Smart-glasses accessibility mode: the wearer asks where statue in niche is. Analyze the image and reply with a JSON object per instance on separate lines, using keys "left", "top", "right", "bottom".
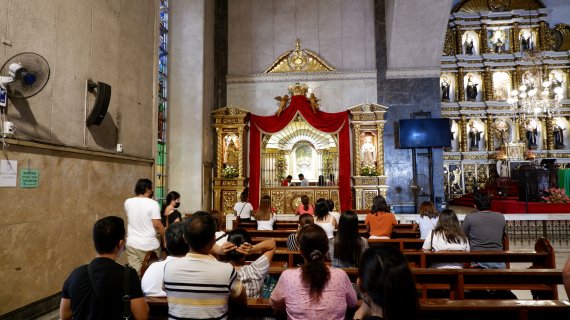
{"left": 464, "top": 35, "right": 474, "bottom": 55}
{"left": 554, "top": 125, "right": 566, "bottom": 149}
{"left": 441, "top": 77, "right": 450, "bottom": 102}
{"left": 493, "top": 74, "right": 509, "bottom": 100}
{"left": 494, "top": 120, "right": 510, "bottom": 149}
{"left": 494, "top": 38, "right": 505, "bottom": 53}
{"left": 274, "top": 94, "right": 290, "bottom": 116}
{"left": 549, "top": 73, "right": 563, "bottom": 99}
{"left": 525, "top": 120, "right": 538, "bottom": 149}
{"left": 496, "top": 160, "right": 509, "bottom": 178}
{"left": 361, "top": 135, "right": 376, "bottom": 167}
{"left": 466, "top": 76, "right": 478, "bottom": 101}
{"left": 225, "top": 139, "right": 239, "bottom": 167}
{"left": 468, "top": 123, "right": 482, "bottom": 151}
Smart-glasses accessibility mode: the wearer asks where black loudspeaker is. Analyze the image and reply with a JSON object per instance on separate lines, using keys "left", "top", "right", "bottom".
{"left": 86, "top": 81, "right": 111, "bottom": 125}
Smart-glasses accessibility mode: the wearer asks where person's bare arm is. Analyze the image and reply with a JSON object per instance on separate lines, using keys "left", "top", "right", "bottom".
{"left": 152, "top": 219, "right": 165, "bottom": 246}
{"left": 563, "top": 255, "right": 570, "bottom": 298}
{"left": 130, "top": 297, "right": 149, "bottom": 320}
{"left": 59, "top": 298, "right": 72, "bottom": 320}
{"left": 211, "top": 242, "right": 237, "bottom": 256}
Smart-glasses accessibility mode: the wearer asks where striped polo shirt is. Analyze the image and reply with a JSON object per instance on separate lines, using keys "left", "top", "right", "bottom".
{"left": 164, "top": 253, "right": 242, "bottom": 320}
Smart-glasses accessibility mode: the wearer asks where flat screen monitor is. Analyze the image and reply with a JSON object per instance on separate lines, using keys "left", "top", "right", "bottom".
{"left": 399, "top": 118, "right": 451, "bottom": 149}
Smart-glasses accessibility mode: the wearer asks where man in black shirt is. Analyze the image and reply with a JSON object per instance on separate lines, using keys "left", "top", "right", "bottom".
{"left": 60, "top": 216, "right": 148, "bottom": 320}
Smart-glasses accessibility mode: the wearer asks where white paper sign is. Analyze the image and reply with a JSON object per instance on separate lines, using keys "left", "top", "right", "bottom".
{"left": 0, "top": 160, "right": 18, "bottom": 187}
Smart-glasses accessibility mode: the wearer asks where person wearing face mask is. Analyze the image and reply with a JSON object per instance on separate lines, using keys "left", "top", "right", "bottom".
{"left": 161, "top": 191, "right": 182, "bottom": 228}
{"left": 124, "top": 178, "right": 165, "bottom": 274}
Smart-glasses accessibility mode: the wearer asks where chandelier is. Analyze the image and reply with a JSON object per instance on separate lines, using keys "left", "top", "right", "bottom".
{"left": 507, "top": 18, "right": 562, "bottom": 119}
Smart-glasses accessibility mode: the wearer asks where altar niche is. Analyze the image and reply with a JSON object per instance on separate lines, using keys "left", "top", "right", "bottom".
{"left": 261, "top": 115, "right": 338, "bottom": 187}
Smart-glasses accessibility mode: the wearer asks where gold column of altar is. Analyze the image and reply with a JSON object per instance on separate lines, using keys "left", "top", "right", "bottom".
{"left": 349, "top": 103, "right": 389, "bottom": 210}
{"left": 212, "top": 107, "right": 249, "bottom": 214}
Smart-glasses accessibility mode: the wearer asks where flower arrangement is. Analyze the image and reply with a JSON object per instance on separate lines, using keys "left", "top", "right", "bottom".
{"left": 360, "top": 165, "right": 378, "bottom": 176}
{"left": 222, "top": 166, "right": 239, "bottom": 179}
{"left": 276, "top": 156, "right": 287, "bottom": 180}
{"left": 542, "top": 188, "right": 570, "bottom": 204}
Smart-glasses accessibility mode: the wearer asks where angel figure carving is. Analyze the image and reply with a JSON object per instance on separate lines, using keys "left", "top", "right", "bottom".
{"left": 275, "top": 94, "right": 290, "bottom": 116}
{"left": 309, "top": 93, "right": 320, "bottom": 113}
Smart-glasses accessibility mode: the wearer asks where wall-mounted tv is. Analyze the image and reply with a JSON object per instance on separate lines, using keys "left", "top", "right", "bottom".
{"left": 399, "top": 118, "right": 451, "bottom": 149}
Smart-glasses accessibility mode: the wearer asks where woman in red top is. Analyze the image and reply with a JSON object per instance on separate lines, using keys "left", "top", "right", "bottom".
{"left": 365, "top": 195, "right": 397, "bottom": 239}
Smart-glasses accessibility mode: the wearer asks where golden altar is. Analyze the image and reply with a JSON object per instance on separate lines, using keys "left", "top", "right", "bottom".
{"left": 260, "top": 186, "right": 340, "bottom": 214}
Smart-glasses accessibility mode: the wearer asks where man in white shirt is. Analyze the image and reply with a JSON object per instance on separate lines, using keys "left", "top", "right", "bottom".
{"left": 125, "top": 178, "right": 165, "bottom": 273}
{"left": 298, "top": 173, "right": 309, "bottom": 186}
{"left": 141, "top": 222, "right": 188, "bottom": 297}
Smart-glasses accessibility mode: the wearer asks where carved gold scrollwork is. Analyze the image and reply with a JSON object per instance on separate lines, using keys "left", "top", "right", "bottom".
{"left": 460, "top": 115, "right": 468, "bottom": 152}
{"left": 265, "top": 39, "right": 335, "bottom": 73}
{"left": 271, "top": 190, "right": 285, "bottom": 214}
{"left": 222, "top": 191, "right": 237, "bottom": 215}
{"left": 353, "top": 124, "right": 361, "bottom": 175}
{"left": 545, "top": 115, "right": 554, "bottom": 150}
{"left": 444, "top": 27, "right": 455, "bottom": 56}
{"left": 363, "top": 190, "right": 378, "bottom": 210}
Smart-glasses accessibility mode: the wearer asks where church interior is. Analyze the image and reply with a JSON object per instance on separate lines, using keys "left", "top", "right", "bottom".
{"left": 1, "top": 0, "right": 570, "bottom": 319}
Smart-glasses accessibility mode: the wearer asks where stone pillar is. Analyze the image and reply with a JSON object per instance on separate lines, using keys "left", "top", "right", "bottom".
{"left": 458, "top": 68, "right": 465, "bottom": 101}
{"left": 480, "top": 25, "right": 488, "bottom": 54}
{"left": 545, "top": 115, "right": 555, "bottom": 150}
{"left": 484, "top": 67, "right": 493, "bottom": 101}
{"left": 460, "top": 115, "right": 468, "bottom": 152}
{"left": 169, "top": 0, "right": 215, "bottom": 210}
{"left": 485, "top": 114, "right": 495, "bottom": 151}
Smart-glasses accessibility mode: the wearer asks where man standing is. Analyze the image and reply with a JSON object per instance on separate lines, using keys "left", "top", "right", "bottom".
{"left": 298, "top": 173, "right": 309, "bottom": 187}
{"left": 60, "top": 216, "right": 148, "bottom": 320}
{"left": 125, "top": 179, "right": 165, "bottom": 273}
{"left": 164, "top": 212, "right": 246, "bottom": 319}
{"left": 462, "top": 192, "right": 506, "bottom": 269}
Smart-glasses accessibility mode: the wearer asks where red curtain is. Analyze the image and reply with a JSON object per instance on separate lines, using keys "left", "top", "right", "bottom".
{"left": 249, "top": 95, "right": 352, "bottom": 211}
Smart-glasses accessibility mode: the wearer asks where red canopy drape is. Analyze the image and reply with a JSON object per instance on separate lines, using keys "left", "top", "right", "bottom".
{"left": 249, "top": 95, "right": 352, "bottom": 211}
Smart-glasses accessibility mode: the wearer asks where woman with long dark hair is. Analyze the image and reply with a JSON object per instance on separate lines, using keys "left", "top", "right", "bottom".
{"left": 365, "top": 195, "right": 397, "bottom": 239}
{"left": 332, "top": 211, "right": 368, "bottom": 268}
{"left": 422, "top": 209, "right": 469, "bottom": 268}
{"left": 354, "top": 245, "right": 418, "bottom": 320}
{"left": 295, "top": 195, "right": 314, "bottom": 215}
{"left": 270, "top": 224, "right": 357, "bottom": 319}
{"left": 314, "top": 200, "right": 337, "bottom": 240}
{"left": 161, "top": 191, "right": 181, "bottom": 227}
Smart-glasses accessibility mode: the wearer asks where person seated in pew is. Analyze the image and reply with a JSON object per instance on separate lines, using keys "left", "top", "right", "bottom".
{"left": 365, "top": 195, "right": 397, "bottom": 239}
{"left": 422, "top": 209, "right": 470, "bottom": 269}
{"left": 331, "top": 210, "right": 368, "bottom": 268}
{"left": 163, "top": 212, "right": 246, "bottom": 319}
{"left": 287, "top": 213, "right": 314, "bottom": 251}
{"left": 223, "top": 229, "right": 276, "bottom": 298}
{"left": 254, "top": 195, "right": 277, "bottom": 230}
{"left": 295, "top": 195, "right": 315, "bottom": 215}
{"left": 326, "top": 199, "right": 340, "bottom": 226}
{"left": 462, "top": 191, "right": 506, "bottom": 269}
{"left": 353, "top": 245, "right": 418, "bottom": 320}
{"left": 414, "top": 200, "right": 439, "bottom": 240}
{"left": 270, "top": 224, "right": 357, "bottom": 320}
{"left": 141, "top": 222, "right": 188, "bottom": 297}
{"left": 210, "top": 210, "right": 228, "bottom": 246}
{"left": 59, "top": 216, "right": 149, "bottom": 320}
{"left": 314, "top": 200, "right": 338, "bottom": 240}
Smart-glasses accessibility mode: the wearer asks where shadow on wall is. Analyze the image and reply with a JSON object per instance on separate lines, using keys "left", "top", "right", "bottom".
{"left": 87, "top": 113, "right": 118, "bottom": 150}
{"left": 10, "top": 97, "right": 60, "bottom": 143}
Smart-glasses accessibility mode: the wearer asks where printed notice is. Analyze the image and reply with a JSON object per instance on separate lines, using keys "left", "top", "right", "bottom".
{"left": 20, "top": 169, "right": 39, "bottom": 188}
{"left": 0, "top": 160, "right": 18, "bottom": 187}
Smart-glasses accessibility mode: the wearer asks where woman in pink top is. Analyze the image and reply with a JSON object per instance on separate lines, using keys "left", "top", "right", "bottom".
{"left": 270, "top": 224, "right": 357, "bottom": 320}
{"left": 295, "top": 195, "right": 314, "bottom": 215}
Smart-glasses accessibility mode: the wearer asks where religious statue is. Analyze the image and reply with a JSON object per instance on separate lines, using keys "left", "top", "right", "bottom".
{"left": 468, "top": 124, "right": 481, "bottom": 151}
{"left": 309, "top": 93, "right": 320, "bottom": 113}
{"left": 464, "top": 36, "right": 474, "bottom": 55}
{"left": 525, "top": 120, "right": 538, "bottom": 149}
{"left": 361, "top": 136, "right": 376, "bottom": 166}
{"left": 554, "top": 124, "right": 565, "bottom": 149}
{"left": 274, "top": 94, "right": 290, "bottom": 116}
{"left": 494, "top": 120, "right": 509, "bottom": 149}
{"left": 466, "top": 76, "right": 478, "bottom": 101}
{"left": 496, "top": 160, "right": 509, "bottom": 178}
{"left": 549, "top": 73, "right": 563, "bottom": 99}
{"left": 441, "top": 78, "right": 450, "bottom": 102}
{"left": 225, "top": 139, "right": 239, "bottom": 166}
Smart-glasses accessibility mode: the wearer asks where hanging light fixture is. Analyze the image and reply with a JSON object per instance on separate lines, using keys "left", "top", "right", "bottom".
{"left": 506, "top": 9, "right": 562, "bottom": 119}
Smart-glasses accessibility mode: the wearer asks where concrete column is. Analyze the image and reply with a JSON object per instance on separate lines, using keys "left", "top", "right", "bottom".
{"left": 169, "top": 0, "right": 215, "bottom": 211}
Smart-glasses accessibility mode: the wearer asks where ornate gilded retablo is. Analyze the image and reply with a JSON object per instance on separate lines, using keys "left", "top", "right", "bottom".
{"left": 265, "top": 39, "right": 335, "bottom": 73}
{"left": 488, "top": 0, "right": 510, "bottom": 12}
